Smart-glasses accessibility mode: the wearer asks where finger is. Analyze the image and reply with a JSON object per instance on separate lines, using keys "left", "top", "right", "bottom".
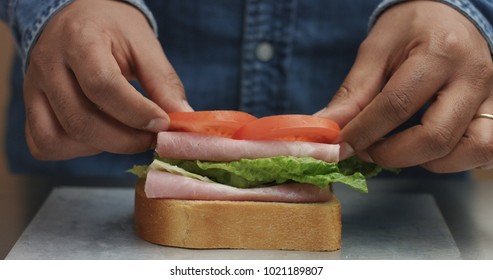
{"left": 420, "top": 96, "right": 493, "bottom": 172}
{"left": 315, "top": 39, "right": 387, "bottom": 127}
{"left": 129, "top": 30, "right": 194, "bottom": 113}
{"left": 42, "top": 65, "right": 156, "bottom": 154}
{"left": 340, "top": 53, "right": 450, "bottom": 153}
{"left": 23, "top": 77, "right": 100, "bottom": 160}
{"left": 365, "top": 80, "right": 485, "bottom": 168}
{"left": 66, "top": 37, "right": 171, "bottom": 133}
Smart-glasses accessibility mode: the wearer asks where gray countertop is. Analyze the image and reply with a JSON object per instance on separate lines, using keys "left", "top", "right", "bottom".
{"left": 7, "top": 178, "right": 492, "bottom": 259}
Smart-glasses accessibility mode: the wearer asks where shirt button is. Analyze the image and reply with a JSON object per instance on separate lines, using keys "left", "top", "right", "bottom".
{"left": 255, "top": 42, "right": 274, "bottom": 62}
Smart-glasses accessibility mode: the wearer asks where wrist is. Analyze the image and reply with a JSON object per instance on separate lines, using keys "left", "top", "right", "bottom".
{"left": 370, "top": 0, "right": 493, "bottom": 56}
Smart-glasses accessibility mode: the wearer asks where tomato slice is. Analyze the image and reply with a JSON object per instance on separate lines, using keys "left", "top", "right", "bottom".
{"left": 232, "top": 115, "right": 340, "bottom": 143}
{"left": 168, "top": 110, "right": 257, "bottom": 138}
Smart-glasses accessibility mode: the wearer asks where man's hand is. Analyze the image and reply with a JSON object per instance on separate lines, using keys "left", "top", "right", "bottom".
{"left": 317, "top": 1, "right": 493, "bottom": 172}
{"left": 24, "top": 0, "right": 192, "bottom": 160}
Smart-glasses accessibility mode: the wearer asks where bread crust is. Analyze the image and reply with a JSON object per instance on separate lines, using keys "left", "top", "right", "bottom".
{"left": 135, "top": 179, "right": 341, "bottom": 251}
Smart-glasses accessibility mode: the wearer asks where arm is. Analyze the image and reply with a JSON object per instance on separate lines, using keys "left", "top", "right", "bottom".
{"left": 318, "top": 0, "right": 493, "bottom": 172}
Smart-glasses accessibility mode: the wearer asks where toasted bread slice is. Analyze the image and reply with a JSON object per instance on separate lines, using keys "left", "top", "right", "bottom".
{"left": 135, "top": 180, "right": 341, "bottom": 251}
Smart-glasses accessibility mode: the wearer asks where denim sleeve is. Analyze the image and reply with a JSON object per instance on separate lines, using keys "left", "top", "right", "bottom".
{"left": 369, "top": 0, "right": 493, "bottom": 55}
{"left": 0, "top": 0, "right": 157, "bottom": 72}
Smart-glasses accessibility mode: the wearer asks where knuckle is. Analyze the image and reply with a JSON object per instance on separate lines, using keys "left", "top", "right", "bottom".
{"left": 423, "top": 30, "right": 465, "bottom": 59}
{"left": 437, "top": 31, "right": 464, "bottom": 56}
{"left": 85, "top": 67, "right": 118, "bottom": 96}
{"left": 470, "top": 133, "right": 493, "bottom": 166}
{"left": 62, "top": 19, "right": 84, "bottom": 38}
{"left": 63, "top": 18, "right": 104, "bottom": 43}
{"left": 64, "top": 113, "right": 95, "bottom": 142}
{"left": 381, "top": 90, "right": 413, "bottom": 123}
{"left": 422, "top": 125, "right": 456, "bottom": 158}
{"left": 27, "top": 128, "right": 61, "bottom": 160}
{"left": 63, "top": 21, "right": 108, "bottom": 62}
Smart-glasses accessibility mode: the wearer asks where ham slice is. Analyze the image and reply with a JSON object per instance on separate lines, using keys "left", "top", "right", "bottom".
{"left": 155, "top": 132, "right": 340, "bottom": 163}
{"left": 145, "top": 169, "right": 332, "bottom": 203}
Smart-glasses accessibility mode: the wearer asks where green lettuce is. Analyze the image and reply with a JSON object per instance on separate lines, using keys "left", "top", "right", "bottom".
{"left": 131, "top": 156, "right": 383, "bottom": 193}
{"left": 129, "top": 159, "right": 214, "bottom": 183}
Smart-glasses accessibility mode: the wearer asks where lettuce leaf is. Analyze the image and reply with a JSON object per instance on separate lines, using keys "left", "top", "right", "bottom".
{"left": 127, "top": 165, "right": 148, "bottom": 178}
{"left": 128, "top": 160, "right": 214, "bottom": 183}
{"left": 156, "top": 156, "right": 381, "bottom": 193}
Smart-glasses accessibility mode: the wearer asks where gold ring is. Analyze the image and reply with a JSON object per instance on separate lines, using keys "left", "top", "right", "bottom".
{"left": 475, "top": 113, "right": 493, "bottom": 120}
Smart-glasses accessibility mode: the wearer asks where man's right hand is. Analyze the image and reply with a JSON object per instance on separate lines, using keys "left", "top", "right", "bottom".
{"left": 24, "top": 0, "right": 193, "bottom": 160}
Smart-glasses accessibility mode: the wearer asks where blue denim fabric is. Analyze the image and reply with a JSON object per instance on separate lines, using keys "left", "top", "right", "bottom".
{"left": 2, "top": 0, "right": 491, "bottom": 179}
{"left": 150, "top": 0, "right": 383, "bottom": 117}
{"left": 1, "top": 0, "right": 74, "bottom": 71}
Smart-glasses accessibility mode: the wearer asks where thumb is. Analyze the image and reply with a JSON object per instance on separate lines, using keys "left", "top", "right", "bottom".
{"left": 133, "top": 36, "right": 194, "bottom": 113}
{"left": 315, "top": 41, "right": 387, "bottom": 128}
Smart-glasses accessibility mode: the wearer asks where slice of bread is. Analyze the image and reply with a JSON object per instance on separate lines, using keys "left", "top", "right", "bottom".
{"left": 135, "top": 180, "right": 341, "bottom": 251}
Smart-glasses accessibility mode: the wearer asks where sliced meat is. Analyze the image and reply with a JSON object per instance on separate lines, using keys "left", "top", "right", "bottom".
{"left": 145, "top": 169, "right": 332, "bottom": 203}
{"left": 155, "top": 132, "right": 339, "bottom": 163}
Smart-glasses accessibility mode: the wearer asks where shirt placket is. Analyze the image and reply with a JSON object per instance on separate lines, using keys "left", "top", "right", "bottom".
{"left": 239, "top": 0, "right": 296, "bottom": 117}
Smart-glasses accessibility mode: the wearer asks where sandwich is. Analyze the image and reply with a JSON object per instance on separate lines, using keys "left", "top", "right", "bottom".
{"left": 130, "top": 111, "right": 382, "bottom": 251}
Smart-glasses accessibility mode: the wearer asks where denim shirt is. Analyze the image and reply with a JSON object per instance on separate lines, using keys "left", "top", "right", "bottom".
{"left": 1, "top": 0, "right": 493, "bottom": 178}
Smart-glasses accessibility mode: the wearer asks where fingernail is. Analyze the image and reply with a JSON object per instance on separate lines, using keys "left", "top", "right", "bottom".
{"left": 182, "top": 100, "right": 194, "bottom": 112}
{"left": 339, "top": 142, "right": 355, "bottom": 160}
{"left": 145, "top": 118, "right": 169, "bottom": 133}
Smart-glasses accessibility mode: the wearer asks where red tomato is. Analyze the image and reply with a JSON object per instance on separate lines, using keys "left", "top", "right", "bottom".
{"left": 232, "top": 115, "right": 340, "bottom": 143}
{"left": 168, "top": 111, "right": 257, "bottom": 138}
